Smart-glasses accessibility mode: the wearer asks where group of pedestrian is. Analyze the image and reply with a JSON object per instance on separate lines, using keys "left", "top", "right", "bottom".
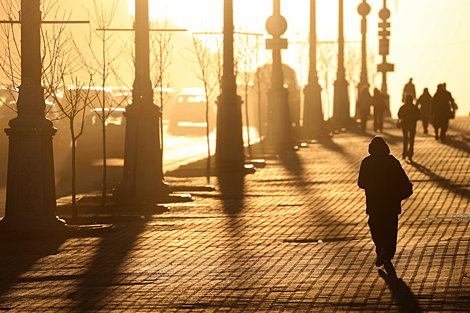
{"left": 358, "top": 87, "right": 388, "bottom": 134}
{"left": 397, "top": 77, "right": 457, "bottom": 161}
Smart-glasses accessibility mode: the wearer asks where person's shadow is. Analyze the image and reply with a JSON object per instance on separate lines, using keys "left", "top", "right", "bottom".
{"left": 378, "top": 269, "right": 422, "bottom": 312}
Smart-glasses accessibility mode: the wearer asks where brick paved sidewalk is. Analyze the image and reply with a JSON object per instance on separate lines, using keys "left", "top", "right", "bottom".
{"left": 0, "top": 117, "right": 469, "bottom": 312}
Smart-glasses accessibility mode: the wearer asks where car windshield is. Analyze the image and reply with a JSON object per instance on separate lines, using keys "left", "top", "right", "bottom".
{"left": 89, "top": 112, "right": 124, "bottom": 126}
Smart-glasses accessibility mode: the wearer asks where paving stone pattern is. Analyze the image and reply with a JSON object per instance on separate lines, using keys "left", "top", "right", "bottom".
{"left": 1, "top": 117, "right": 470, "bottom": 312}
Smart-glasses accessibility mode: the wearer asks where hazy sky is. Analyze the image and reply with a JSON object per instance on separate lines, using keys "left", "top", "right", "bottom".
{"left": 126, "top": 0, "right": 470, "bottom": 117}
{"left": 2, "top": 0, "right": 469, "bottom": 117}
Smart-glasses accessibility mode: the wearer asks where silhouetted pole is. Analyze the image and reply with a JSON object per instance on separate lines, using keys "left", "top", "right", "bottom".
{"left": 303, "top": 0, "right": 325, "bottom": 139}
{"left": 265, "top": 0, "right": 292, "bottom": 152}
{"left": 117, "top": 0, "right": 170, "bottom": 198}
{"left": 354, "top": 0, "right": 371, "bottom": 119}
{"left": 332, "top": 0, "right": 351, "bottom": 128}
{"left": 0, "top": 0, "right": 67, "bottom": 233}
{"left": 216, "top": 0, "right": 245, "bottom": 172}
{"left": 377, "top": 0, "right": 394, "bottom": 116}
{"left": 357, "top": 0, "right": 371, "bottom": 92}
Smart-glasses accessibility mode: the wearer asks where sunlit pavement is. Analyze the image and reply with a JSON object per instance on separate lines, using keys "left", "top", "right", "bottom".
{"left": 1, "top": 117, "right": 470, "bottom": 311}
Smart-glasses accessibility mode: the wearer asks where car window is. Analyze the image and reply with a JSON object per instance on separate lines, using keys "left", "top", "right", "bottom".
{"left": 105, "top": 114, "right": 124, "bottom": 126}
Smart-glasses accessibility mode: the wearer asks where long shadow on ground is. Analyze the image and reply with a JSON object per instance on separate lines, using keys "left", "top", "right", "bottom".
{"left": 410, "top": 161, "right": 470, "bottom": 200}
{"left": 378, "top": 269, "right": 422, "bottom": 312}
{"left": 0, "top": 236, "right": 66, "bottom": 307}
{"left": 73, "top": 220, "right": 147, "bottom": 312}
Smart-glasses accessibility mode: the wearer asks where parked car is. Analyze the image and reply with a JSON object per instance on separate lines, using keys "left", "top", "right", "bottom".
{"left": 109, "top": 86, "right": 132, "bottom": 107}
{"left": 0, "top": 87, "right": 18, "bottom": 108}
{"left": 0, "top": 92, "right": 69, "bottom": 156}
{"left": 76, "top": 108, "right": 126, "bottom": 164}
{"left": 166, "top": 88, "right": 216, "bottom": 137}
{"left": 64, "top": 86, "right": 120, "bottom": 113}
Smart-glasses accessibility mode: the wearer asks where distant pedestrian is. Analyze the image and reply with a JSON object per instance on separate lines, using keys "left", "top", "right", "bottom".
{"left": 358, "top": 87, "right": 375, "bottom": 134}
{"left": 416, "top": 88, "right": 432, "bottom": 134}
{"left": 431, "top": 84, "right": 453, "bottom": 142}
{"left": 402, "top": 77, "right": 416, "bottom": 103}
{"left": 373, "top": 88, "right": 387, "bottom": 133}
{"left": 398, "top": 95, "right": 420, "bottom": 161}
{"left": 443, "top": 83, "right": 457, "bottom": 118}
{"left": 358, "top": 136, "right": 413, "bottom": 277}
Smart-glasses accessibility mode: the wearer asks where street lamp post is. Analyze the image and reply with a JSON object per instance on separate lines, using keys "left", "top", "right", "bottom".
{"left": 332, "top": 0, "right": 351, "bottom": 129}
{"left": 357, "top": 0, "right": 371, "bottom": 93}
{"left": 116, "top": 0, "right": 170, "bottom": 199}
{"left": 0, "top": 0, "right": 67, "bottom": 233}
{"left": 216, "top": 0, "right": 245, "bottom": 172}
{"left": 303, "top": 0, "right": 325, "bottom": 139}
{"left": 377, "top": 0, "right": 394, "bottom": 116}
{"left": 265, "top": 0, "right": 292, "bottom": 152}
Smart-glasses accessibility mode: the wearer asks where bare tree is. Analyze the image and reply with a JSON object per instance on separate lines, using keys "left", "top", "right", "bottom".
{"left": 150, "top": 19, "right": 175, "bottom": 161}
{"left": 85, "top": 0, "right": 124, "bottom": 207}
{"left": 187, "top": 32, "right": 219, "bottom": 182}
{"left": 367, "top": 46, "right": 379, "bottom": 90}
{"left": 53, "top": 77, "right": 94, "bottom": 218}
{"left": 317, "top": 43, "right": 337, "bottom": 120}
{"left": 294, "top": 33, "right": 309, "bottom": 128}
{"left": 252, "top": 40, "right": 271, "bottom": 144}
{"left": 345, "top": 43, "right": 361, "bottom": 117}
{"left": 0, "top": 0, "right": 21, "bottom": 91}
{"left": 235, "top": 30, "right": 259, "bottom": 157}
{"left": 0, "top": 0, "right": 71, "bottom": 108}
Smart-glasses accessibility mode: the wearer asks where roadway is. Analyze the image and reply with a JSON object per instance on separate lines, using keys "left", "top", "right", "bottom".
{"left": 0, "top": 125, "right": 260, "bottom": 217}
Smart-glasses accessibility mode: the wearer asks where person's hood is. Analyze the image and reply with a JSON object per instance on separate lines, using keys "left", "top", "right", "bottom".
{"left": 368, "top": 136, "right": 390, "bottom": 156}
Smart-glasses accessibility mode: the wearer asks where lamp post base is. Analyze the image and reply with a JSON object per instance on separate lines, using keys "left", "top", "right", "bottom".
{"left": 0, "top": 127, "right": 68, "bottom": 236}
{"left": 303, "top": 82, "right": 326, "bottom": 139}
{"left": 216, "top": 92, "right": 245, "bottom": 173}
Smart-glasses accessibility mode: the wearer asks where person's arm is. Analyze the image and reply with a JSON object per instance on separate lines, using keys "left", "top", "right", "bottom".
{"left": 358, "top": 160, "right": 368, "bottom": 189}
{"left": 397, "top": 106, "right": 403, "bottom": 119}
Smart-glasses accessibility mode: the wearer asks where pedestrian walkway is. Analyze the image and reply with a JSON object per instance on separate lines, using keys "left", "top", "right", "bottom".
{"left": 0, "top": 117, "right": 469, "bottom": 312}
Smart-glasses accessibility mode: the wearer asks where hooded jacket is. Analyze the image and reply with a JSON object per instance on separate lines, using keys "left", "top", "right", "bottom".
{"left": 358, "top": 137, "right": 412, "bottom": 215}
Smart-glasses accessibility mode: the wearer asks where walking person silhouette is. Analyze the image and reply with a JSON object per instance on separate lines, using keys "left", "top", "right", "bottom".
{"left": 398, "top": 95, "right": 420, "bottom": 161}
{"left": 373, "top": 88, "right": 387, "bottom": 133}
{"left": 402, "top": 77, "right": 416, "bottom": 103}
{"left": 431, "top": 84, "right": 453, "bottom": 142}
{"left": 416, "top": 88, "right": 432, "bottom": 134}
{"left": 358, "top": 136, "right": 413, "bottom": 278}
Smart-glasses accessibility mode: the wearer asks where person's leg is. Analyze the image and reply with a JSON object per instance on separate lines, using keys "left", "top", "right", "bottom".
{"left": 373, "top": 114, "right": 378, "bottom": 132}
{"left": 409, "top": 127, "right": 416, "bottom": 159}
{"left": 423, "top": 118, "right": 428, "bottom": 134}
{"left": 378, "top": 113, "right": 384, "bottom": 132}
{"left": 361, "top": 111, "right": 367, "bottom": 133}
{"left": 441, "top": 119, "right": 449, "bottom": 141}
{"left": 402, "top": 127, "right": 409, "bottom": 158}
{"left": 368, "top": 214, "right": 389, "bottom": 266}
{"left": 383, "top": 214, "right": 399, "bottom": 260}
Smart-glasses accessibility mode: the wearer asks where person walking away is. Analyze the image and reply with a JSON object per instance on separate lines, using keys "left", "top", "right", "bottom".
{"left": 373, "top": 88, "right": 386, "bottom": 133}
{"left": 443, "top": 83, "right": 458, "bottom": 118}
{"left": 416, "top": 88, "right": 432, "bottom": 134}
{"left": 398, "top": 95, "right": 420, "bottom": 161}
{"left": 402, "top": 77, "right": 416, "bottom": 103}
{"left": 358, "top": 87, "right": 374, "bottom": 134}
{"left": 431, "top": 84, "right": 453, "bottom": 142}
{"left": 358, "top": 136, "right": 413, "bottom": 278}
